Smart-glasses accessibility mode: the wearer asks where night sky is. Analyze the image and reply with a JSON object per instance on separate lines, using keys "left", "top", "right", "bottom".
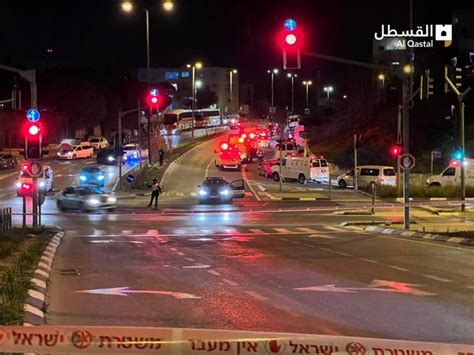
{"left": 0, "top": 0, "right": 472, "bottom": 82}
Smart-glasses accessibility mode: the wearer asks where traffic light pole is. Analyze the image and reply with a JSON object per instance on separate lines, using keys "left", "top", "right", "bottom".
{"left": 402, "top": 80, "right": 410, "bottom": 229}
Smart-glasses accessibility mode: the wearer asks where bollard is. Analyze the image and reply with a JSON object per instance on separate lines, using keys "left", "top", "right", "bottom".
{"left": 8, "top": 207, "right": 12, "bottom": 230}
{"left": 328, "top": 175, "right": 332, "bottom": 199}
{"left": 371, "top": 182, "right": 376, "bottom": 215}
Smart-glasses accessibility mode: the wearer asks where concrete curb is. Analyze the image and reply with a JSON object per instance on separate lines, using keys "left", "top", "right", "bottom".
{"left": 364, "top": 225, "right": 474, "bottom": 246}
{"left": 23, "top": 229, "right": 65, "bottom": 325}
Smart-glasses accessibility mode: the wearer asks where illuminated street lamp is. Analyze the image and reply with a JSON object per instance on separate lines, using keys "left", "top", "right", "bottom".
{"left": 229, "top": 69, "right": 238, "bottom": 113}
{"left": 267, "top": 68, "right": 279, "bottom": 112}
{"left": 323, "top": 86, "right": 334, "bottom": 100}
{"left": 287, "top": 73, "right": 297, "bottom": 112}
{"left": 403, "top": 64, "right": 412, "bottom": 74}
{"left": 187, "top": 62, "right": 204, "bottom": 141}
{"left": 378, "top": 73, "right": 385, "bottom": 88}
{"left": 162, "top": 0, "right": 174, "bottom": 12}
{"left": 121, "top": 1, "right": 133, "bottom": 12}
{"left": 302, "top": 80, "right": 312, "bottom": 108}
{"left": 195, "top": 80, "right": 203, "bottom": 89}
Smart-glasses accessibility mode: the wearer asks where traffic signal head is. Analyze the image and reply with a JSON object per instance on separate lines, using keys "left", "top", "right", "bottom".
{"left": 146, "top": 88, "right": 172, "bottom": 110}
{"left": 452, "top": 147, "right": 464, "bottom": 161}
{"left": 278, "top": 18, "right": 303, "bottom": 70}
{"left": 389, "top": 144, "right": 402, "bottom": 158}
{"left": 20, "top": 162, "right": 31, "bottom": 175}
{"left": 24, "top": 122, "right": 42, "bottom": 160}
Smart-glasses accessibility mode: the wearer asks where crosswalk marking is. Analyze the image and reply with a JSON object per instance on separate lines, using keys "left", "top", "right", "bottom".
{"left": 121, "top": 230, "right": 133, "bottom": 235}
{"left": 176, "top": 192, "right": 184, "bottom": 197}
{"left": 190, "top": 192, "right": 197, "bottom": 197}
{"left": 92, "top": 229, "right": 106, "bottom": 236}
{"left": 297, "top": 227, "right": 318, "bottom": 233}
{"left": 146, "top": 229, "right": 159, "bottom": 235}
{"left": 274, "top": 228, "right": 291, "bottom": 234}
{"left": 324, "top": 225, "right": 347, "bottom": 233}
{"left": 249, "top": 229, "right": 266, "bottom": 235}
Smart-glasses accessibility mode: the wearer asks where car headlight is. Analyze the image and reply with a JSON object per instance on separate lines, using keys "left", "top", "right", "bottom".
{"left": 39, "top": 181, "right": 46, "bottom": 188}
{"left": 87, "top": 198, "right": 100, "bottom": 205}
{"left": 220, "top": 189, "right": 230, "bottom": 196}
{"left": 67, "top": 152, "right": 72, "bottom": 156}
{"left": 172, "top": 129, "right": 177, "bottom": 134}
{"left": 198, "top": 189, "right": 208, "bottom": 196}
{"left": 107, "top": 197, "right": 117, "bottom": 203}
{"left": 107, "top": 156, "right": 115, "bottom": 162}
{"left": 16, "top": 182, "right": 21, "bottom": 188}
{"left": 79, "top": 175, "right": 87, "bottom": 181}
{"left": 57, "top": 152, "right": 60, "bottom": 156}
{"left": 97, "top": 175, "right": 105, "bottom": 181}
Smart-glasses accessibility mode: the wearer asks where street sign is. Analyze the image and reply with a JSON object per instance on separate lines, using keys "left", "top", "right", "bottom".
{"left": 399, "top": 154, "right": 416, "bottom": 170}
{"left": 433, "top": 150, "right": 442, "bottom": 159}
{"left": 29, "top": 161, "right": 43, "bottom": 177}
{"left": 26, "top": 108, "right": 40, "bottom": 122}
{"left": 127, "top": 174, "right": 135, "bottom": 184}
{"left": 304, "top": 108, "right": 310, "bottom": 115}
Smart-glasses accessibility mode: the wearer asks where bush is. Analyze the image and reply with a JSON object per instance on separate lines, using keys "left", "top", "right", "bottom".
{"left": 369, "top": 182, "right": 474, "bottom": 198}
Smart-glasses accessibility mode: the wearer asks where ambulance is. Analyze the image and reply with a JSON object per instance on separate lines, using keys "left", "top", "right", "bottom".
{"left": 271, "top": 155, "right": 329, "bottom": 184}
{"left": 228, "top": 134, "right": 253, "bottom": 163}
{"left": 214, "top": 143, "right": 242, "bottom": 170}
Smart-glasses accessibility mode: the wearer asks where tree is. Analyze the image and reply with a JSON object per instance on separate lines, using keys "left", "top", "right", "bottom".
{"left": 196, "top": 85, "right": 217, "bottom": 108}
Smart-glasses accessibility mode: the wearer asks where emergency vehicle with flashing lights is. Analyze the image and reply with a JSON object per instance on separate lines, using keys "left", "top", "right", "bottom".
{"left": 214, "top": 142, "right": 242, "bottom": 170}
{"left": 426, "top": 158, "right": 474, "bottom": 188}
{"left": 228, "top": 134, "right": 253, "bottom": 163}
{"left": 255, "top": 129, "right": 271, "bottom": 147}
{"left": 271, "top": 155, "right": 329, "bottom": 184}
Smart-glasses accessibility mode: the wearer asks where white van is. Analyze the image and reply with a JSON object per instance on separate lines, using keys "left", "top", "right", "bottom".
{"left": 271, "top": 156, "right": 329, "bottom": 184}
{"left": 426, "top": 160, "right": 474, "bottom": 187}
{"left": 337, "top": 165, "right": 397, "bottom": 189}
{"left": 274, "top": 141, "right": 298, "bottom": 159}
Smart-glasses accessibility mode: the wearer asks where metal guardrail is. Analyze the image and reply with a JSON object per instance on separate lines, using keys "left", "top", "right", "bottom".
{"left": 0, "top": 207, "right": 12, "bottom": 231}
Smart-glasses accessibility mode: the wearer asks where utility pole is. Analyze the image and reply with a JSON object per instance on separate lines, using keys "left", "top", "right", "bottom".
{"left": 353, "top": 134, "right": 358, "bottom": 191}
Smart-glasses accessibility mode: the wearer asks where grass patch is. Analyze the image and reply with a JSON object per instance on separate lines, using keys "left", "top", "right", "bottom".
{"left": 435, "top": 231, "right": 474, "bottom": 239}
{"left": 365, "top": 183, "right": 474, "bottom": 199}
{"left": 131, "top": 132, "right": 224, "bottom": 190}
{"left": 0, "top": 228, "right": 53, "bottom": 325}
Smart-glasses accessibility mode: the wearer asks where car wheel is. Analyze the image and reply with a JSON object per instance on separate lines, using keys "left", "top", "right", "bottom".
{"left": 72, "top": 154, "right": 77, "bottom": 159}
{"left": 298, "top": 174, "right": 306, "bottom": 185}
{"left": 338, "top": 180, "right": 347, "bottom": 189}
{"left": 56, "top": 201, "right": 65, "bottom": 211}
{"left": 272, "top": 172, "right": 280, "bottom": 182}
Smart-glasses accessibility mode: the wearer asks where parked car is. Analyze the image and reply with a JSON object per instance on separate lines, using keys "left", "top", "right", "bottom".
{"left": 56, "top": 185, "right": 117, "bottom": 212}
{"left": 0, "top": 154, "right": 18, "bottom": 170}
{"left": 337, "top": 165, "right": 397, "bottom": 189}
{"left": 77, "top": 166, "right": 106, "bottom": 187}
{"left": 88, "top": 137, "right": 109, "bottom": 150}
{"left": 258, "top": 159, "right": 280, "bottom": 178}
{"left": 270, "top": 156, "right": 329, "bottom": 184}
{"left": 57, "top": 143, "right": 94, "bottom": 160}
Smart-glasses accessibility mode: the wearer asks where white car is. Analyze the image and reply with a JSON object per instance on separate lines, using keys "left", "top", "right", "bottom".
{"left": 57, "top": 144, "right": 94, "bottom": 160}
{"left": 337, "top": 165, "right": 397, "bottom": 189}
{"left": 271, "top": 156, "right": 329, "bottom": 184}
{"left": 88, "top": 137, "right": 109, "bottom": 150}
{"left": 17, "top": 165, "right": 54, "bottom": 195}
{"left": 426, "top": 159, "right": 474, "bottom": 187}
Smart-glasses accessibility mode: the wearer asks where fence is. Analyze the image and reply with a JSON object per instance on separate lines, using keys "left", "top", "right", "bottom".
{"left": 0, "top": 207, "right": 12, "bottom": 231}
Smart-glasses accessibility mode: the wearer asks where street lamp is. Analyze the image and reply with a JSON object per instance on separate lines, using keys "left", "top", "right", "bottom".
{"left": 302, "top": 80, "right": 312, "bottom": 108}
{"left": 121, "top": 0, "right": 175, "bottom": 164}
{"left": 378, "top": 73, "right": 385, "bottom": 88}
{"left": 323, "top": 86, "right": 334, "bottom": 100}
{"left": 267, "top": 68, "right": 279, "bottom": 113}
{"left": 229, "top": 69, "right": 238, "bottom": 114}
{"left": 187, "top": 62, "right": 203, "bottom": 141}
{"left": 195, "top": 79, "right": 203, "bottom": 89}
{"left": 287, "top": 73, "right": 297, "bottom": 113}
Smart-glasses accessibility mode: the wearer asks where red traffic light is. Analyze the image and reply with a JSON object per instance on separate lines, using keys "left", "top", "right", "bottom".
{"left": 389, "top": 144, "right": 402, "bottom": 158}
{"left": 20, "top": 162, "right": 31, "bottom": 173}
{"left": 28, "top": 124, "right": 40, "bottom": 136}
{"left": 285, "top": 33, "right": 297, "bottom": 45}
{"left": 150, "top": 96, "right": 158, "bottom": 104}
{"left": 17, "top": 181, "right": 35, "bottom": 196}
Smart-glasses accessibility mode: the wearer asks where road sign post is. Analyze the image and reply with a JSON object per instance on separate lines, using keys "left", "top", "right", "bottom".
{"left": 399, "top": 153, "right": 415, "bottom": 229}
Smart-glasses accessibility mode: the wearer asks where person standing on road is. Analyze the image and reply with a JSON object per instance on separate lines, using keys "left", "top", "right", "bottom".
{"left": 147, "top": 178, "right": 162, "bottom": 208}
{"left": 257, "top": 148, "right": 264, "bottom": 163}
{"left": 159, "top": 149, "right": 165, "bottom": 166}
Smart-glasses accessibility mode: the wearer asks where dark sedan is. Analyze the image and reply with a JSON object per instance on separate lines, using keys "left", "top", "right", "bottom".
{"left": 197, "top": 177, "right": 245, "bottom": 204}
{"left": 0, "top": 154, "right": 18, "bottom": 170}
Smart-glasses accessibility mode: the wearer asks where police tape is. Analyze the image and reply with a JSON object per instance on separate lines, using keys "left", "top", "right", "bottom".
{"left": 0, "top": 326, "right": 473, "bottom": 354}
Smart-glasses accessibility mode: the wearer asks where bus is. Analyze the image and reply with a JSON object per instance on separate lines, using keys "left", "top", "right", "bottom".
{"left": 162, "top": 109, "right": 194, "bottom": 134}
{"left": 196, "top": 108, "right": 221, "bottom": 128}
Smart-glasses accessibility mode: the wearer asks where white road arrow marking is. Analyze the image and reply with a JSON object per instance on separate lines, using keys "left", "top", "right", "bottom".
{"left": 182, "top": 263, "right": 210, "bottom": 269}
{"left": 294, "top": 279, "right": 436, "bottom": 296}
{"left": 89, "top": 240, "right": 143, "bottom": 244}
{"left": 76, "top": 287, "right": 201, "bottom": 299}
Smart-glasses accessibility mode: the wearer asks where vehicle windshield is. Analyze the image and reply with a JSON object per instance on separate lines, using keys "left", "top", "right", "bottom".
{"left": 123, "top": 146, "right": 136, "bottom": 151}
{"left": 90, "top": 139, "right": 100, "bottom": 143}
{"left": 81, "top": 167, "right": 102, "bottom": 174}
{"left": 76, "top": 186, "right": 104, "bottom": 195}
{"left": 383, "top": 168, "right": 396, "bottom": 176}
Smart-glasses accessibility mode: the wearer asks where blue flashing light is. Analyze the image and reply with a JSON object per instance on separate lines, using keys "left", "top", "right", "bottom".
{"left": 283, "top": 18, "right": 297, "bottom": 31}
{"left": 150, "top": 88, "right": 159, "bottom": 96}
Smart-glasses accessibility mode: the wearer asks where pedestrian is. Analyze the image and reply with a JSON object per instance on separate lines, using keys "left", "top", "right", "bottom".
{"left": 147, "top": 178, "right": 162, "bottom": 208}
{"left": 257, "top": 148, "right": 264, "bottom": 163}
{"left": 159, "top": 149, "right": 164, "bottom": 166}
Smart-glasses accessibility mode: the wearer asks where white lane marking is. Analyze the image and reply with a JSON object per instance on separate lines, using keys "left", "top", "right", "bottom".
{"left": 184, "top": 257, "right": 195, "bottom": 262}
{"left": 93, "top": 229, "right": 106, "bottom": 236}
{"left": 249, "top": 229, "right": 266, "bottom": 235}
{"left": 303, "top": 243, "right": 315, "bottom": 247}
{"left": 274, "top": 228, "right": 291, "bottom": 234}
{"left": 297, "top": 227, "right": 318, "bottom": 233}
{"left": 122, "top": 230, "right": 133, "bottom": 235}
{"left": 146, "top": 229, "right": 159, "bottom": 235}
{"left": 387, "top": 265, "right": 410, "bottom": 272}
{"left": 467, "top": 285, "right": 474, "bottom": 289}
{"left": 176, "top": 251, "right": 185, "bottom": 256}
{"left": 170, "top": 247, "right": 178, "bottom": 252}
{"left": 205, "top": 157, "right": 214, "bottom": 178}
{"left": 335, "top": 251, "right": 351, "bottom": 257}
{"left": 241, "top": 168, "right": 261, "bottom": 201}
{"left": 182, "top": 264, "right": 210, "bottom": 269}
{"left": 207, "top": 270, "right": 221, "bottom": 276}
{"left": 422, "top": 274, "right": 452, "bottom": 283}
{"left": 176, "top": 192, "right": 184, "bottom": 197}
{"left": 324, "top": 225, "right": 347, "bottom": 232}
{"left": 190, "top": 192, "right": 197, "bottom": 197}
{"left": 308, "top": 234, "right": 336, "bottom": 239}
{"left": 0, "top": 171, "right": 20, "bottom": 181}
{"left": 244, "top": 290, "right": 268, "bottom": 301}
{"left": 223, "top": 279, "right": 239, "bottom": 286}
{"left": 360, "top": 258, "right": 379, "bottom": 264}
{"left": 320, "top": 247, "right": 333, "bottom": 252}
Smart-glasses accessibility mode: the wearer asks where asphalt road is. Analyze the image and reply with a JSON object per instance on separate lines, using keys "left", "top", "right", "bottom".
{"left": 42, "top": 135, "right": 474, "bottom": 345}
